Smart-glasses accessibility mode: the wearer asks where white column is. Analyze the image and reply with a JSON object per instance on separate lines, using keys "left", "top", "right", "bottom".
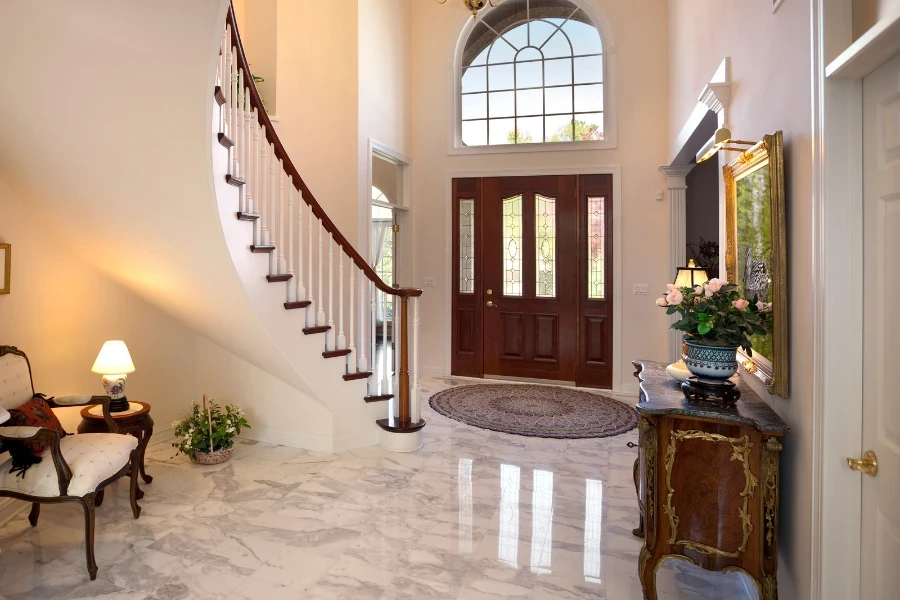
{"left": 659, "top": 165, "right": 695, "bottom": 362}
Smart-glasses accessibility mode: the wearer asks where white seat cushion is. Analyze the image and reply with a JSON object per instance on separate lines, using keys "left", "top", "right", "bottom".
{"left": 0, "top": 353, "right": 33, "bottom": 411}
{"left": 0, "top": 433, "right": 138, "bottom": 497}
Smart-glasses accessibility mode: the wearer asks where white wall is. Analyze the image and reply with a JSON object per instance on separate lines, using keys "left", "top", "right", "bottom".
{"left": 667, "top": 1, "right": 815, "bottom": 597}
{"left": 408, "top": 0, "right": 671, "bottom": 387}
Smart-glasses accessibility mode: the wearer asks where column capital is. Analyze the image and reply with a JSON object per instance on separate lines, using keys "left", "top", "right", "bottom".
{"left": 659, "top": 165, "right": 695, "bottom": 188}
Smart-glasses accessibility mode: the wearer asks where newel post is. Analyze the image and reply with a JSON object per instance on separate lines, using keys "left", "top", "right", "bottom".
{"left": 398, "top": 295, "right": 411, "bottom": 426}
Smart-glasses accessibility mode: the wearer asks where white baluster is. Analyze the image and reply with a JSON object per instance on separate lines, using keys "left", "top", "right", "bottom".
{"left": 326, "top": 232, "right": 335, "bottom": 350}
{"left": 231, "top": 47, "right": 239, "bottom": 175}
{"left": 236, "top": 70, "right": 243, "bottom": 184}
{"left": 412, "top": 296, "right": 420, "bottom": 424}
{"left": 338, "top": 249, "right": 346, "bottom": 350}
{"left": 269, "top": 143, "right": 277, "bottom": 274}
{"left": 224, "top": 40, "right": 232, "bottom": 137}
{"left": 307, "top": 204, "right": 315, "bottom": 326}
{"left": 359, "top": 271, "right": 368, "bottom": 373}
{"left": 381, "top": 289, "right": 389, "bottom": 391}
{"left": 296, "top": 192, "right": 306, "bottom": 301}
{"left": 349, "top": 260, "right": 355, "bottom": 368}
{"left": 259, "top": 126, "right": 269, "bottom": 245}
{"left": 244, "top": 108, "right": 254, "bottom": 217}
{"left": 317, "top": 221, "right": 326, "bottom": 327}
{"left": 277, "top": 161, "right": 286, "bottom": 275}
{"left": 287, "top": 182, "right": 295, "bottom": 303}
{"left": 370, "top": 281, "right": 376, "bottom": 377}
{"left": 393, "top": 294, "right": 400, "bottom": 392}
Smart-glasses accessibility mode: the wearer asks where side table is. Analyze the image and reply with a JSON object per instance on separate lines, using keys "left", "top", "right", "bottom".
{"left": 78, "top": 401, "right": 154, "bottom": 505}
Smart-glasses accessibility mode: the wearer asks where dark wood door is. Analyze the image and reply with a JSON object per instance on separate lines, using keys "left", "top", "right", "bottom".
{"left": 482, "top": 176, "right": 578, "bottom": 381}
{"left": 451, "top": 174, "right": 613, "bottom": 387}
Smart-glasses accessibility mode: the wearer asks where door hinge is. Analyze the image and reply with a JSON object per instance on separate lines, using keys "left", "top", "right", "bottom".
{"left": 392, "top": 224, "right": 400, "bottom": 233}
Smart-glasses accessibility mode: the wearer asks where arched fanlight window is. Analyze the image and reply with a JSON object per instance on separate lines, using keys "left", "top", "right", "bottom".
{"left": 459, "top": 0, "right": 606, "bottom": 146}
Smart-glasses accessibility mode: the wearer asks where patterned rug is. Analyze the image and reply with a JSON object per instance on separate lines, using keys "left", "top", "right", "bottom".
{"left": 428, "top": 384, "right": 638, "bottom": 439}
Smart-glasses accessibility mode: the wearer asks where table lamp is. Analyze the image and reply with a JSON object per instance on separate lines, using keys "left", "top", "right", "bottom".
{"left": 673, "top": 259, "right": 710, "bottom": 289}
{"left": 91, "top": 341, "right": 136, "bottom": 413}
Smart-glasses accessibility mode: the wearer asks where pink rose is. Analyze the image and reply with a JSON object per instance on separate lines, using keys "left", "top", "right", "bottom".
{"left": 656, "top": 297, "right": 668, "bottom": 307}
{"left": 694, "top": 285, "right": 704, "bottom": 295}
{"left": 666, "top": 283, "right": 676, "bottom": 292}
{"left": 756, "top": 300, "right": 765, "bottom": 311}
{"left": 705, "top": 278, "right": 724, "bottom": 294}
{"left": 733, "top": 298, "right": 750, "bottom": 311}
{"left": 666, "top": 290, "right": 684, "bottom": 305}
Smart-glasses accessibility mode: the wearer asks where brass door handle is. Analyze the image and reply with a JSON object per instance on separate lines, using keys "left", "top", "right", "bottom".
{"left": 847, "top": 450, "right": 878, "bottom": 477}
{"left": 486, "top": 300, "right": 497, "bottom": 308}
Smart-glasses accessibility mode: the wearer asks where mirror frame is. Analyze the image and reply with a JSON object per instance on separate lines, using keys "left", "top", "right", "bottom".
{"left": 723, "top": 131, "right": 789, "bottom": 398}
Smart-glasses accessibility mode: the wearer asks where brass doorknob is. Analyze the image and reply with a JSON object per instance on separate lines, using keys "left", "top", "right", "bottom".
{"left": 486, "top": 300, "right": 497, "bottom": 308}
{"left": 847, "top": 450, "right": 878, "bottom": 477}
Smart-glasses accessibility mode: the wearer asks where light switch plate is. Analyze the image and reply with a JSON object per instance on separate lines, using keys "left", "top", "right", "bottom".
{"left": 633, "top": 283, "right": 650, "bottom": 295}
{"left": 422, "top": 277, "right": 436, "bottom": 288}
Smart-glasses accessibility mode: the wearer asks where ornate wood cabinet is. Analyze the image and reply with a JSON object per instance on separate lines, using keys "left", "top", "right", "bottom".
{"left": 632, "top": 361, "right": 789, "bottom": 600}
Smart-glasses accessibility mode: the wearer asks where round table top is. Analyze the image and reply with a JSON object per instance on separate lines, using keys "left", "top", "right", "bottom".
{"left": 81, "top": 401, "right": 150, "bottom": 420}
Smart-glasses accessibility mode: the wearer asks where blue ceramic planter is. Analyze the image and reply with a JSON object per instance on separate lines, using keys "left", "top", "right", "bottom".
{"left": 683, "top": 341, "right": 739, "bottom": 383}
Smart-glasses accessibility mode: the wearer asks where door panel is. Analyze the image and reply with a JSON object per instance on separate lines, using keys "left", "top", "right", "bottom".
{"left": 861, "top": 52, "right": 900, "bottom": 600}
{"left": 483, "top": 176, "right": 578, "bottom": 381}
{"left": 451, "top": 179, "right": 484, "bottom": 377}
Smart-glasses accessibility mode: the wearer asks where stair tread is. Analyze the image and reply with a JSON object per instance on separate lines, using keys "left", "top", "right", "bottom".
{"left": 214, "top": 86, "right": 226, "bottom": 106}
{"left": 217, "top": 132, "right": 234, "bottom": 148}
{"left": 323, "top": 349, "right": 352, "bottom": 358}
{"left": 364, "top": 394, "right": 394, "bottom": 403}
{"left": 250, "top": 244, "right": 276, "bottom": 253}
{"left": 343, "top": 371, "right": 372, "bottom": 381}
{"left": 303, "top": 325, "right": 331, "bottom": 335}
{"left": 376, "top": 418, "right": 426, "bottom": 433}
{"left": 266, "top": 274, "right": 293, "bottom": 282}
{"left": 237, "top": 212, "right": 260, "bottom": 221}
{"left": 284, "top": 301, "right": 311, "bottom": 310}
{"left": 226, "top": 174, "right": 246, "bottom": 187}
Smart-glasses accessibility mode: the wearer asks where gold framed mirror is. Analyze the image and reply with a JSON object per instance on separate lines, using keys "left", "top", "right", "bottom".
{"left": 724, "top": 131, "right": 788, "bottom": 398}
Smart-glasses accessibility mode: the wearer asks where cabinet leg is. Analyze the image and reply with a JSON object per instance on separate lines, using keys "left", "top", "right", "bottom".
{"left": 632, "top": 456, "right": 645, "bottom": 538}
{"left": 639, "top": 546, "right": 658, "bottom": 600}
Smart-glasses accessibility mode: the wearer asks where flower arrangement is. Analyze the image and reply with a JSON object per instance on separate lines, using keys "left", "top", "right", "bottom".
{"left": 171, "top": 396, "right": 250, "bottom": 462}
{"left": 656, "top": 278, "right": 772, "bottom": 355}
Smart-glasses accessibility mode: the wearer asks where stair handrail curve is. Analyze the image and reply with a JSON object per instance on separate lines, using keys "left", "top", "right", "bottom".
{"left": 225, "top": 5, "right": 421, "bottom": 301}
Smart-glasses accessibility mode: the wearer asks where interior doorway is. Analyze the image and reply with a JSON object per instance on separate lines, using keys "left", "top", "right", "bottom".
{"left": 451, "top": 174, "right": 613, "bottom": 388}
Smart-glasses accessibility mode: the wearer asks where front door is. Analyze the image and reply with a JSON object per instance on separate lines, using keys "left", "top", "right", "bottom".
{"left": 451, "top": 175, "right": 613, "bottom": 387}
{"left": 860, "top": 52, "right": 900, "bottom": 600}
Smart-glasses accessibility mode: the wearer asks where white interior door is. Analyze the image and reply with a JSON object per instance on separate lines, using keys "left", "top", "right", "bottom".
{"left": 861, "top": 51, "right": 900, "bottom": 600}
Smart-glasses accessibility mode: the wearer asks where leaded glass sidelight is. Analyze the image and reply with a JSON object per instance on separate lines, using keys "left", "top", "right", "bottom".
{"left": 535, "top": 194, "right": 557, "bottom": 297}
{"left": 460, "top": 0, "right": 606, "bottom": 147}
{"left": 459, "top": 199, "right": 476, "bottom": 294}
{"left": 587, "top": 196, "right": 605, "bottom": 299}
{"left": 502, "top": 195, "right": 523, "bottom": 296}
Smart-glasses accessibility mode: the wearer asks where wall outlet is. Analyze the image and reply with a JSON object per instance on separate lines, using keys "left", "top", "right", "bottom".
{"left": 633, "top": 283, "right": 650, "bottom": 295}
{"left": 422, "top": 277, "right": 436, "bottom": 288}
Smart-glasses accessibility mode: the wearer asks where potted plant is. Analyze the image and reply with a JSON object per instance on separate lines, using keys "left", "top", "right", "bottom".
{"left": 172, "top": 395, "right": 250, "bottom": 465}
{"left": 656, "top": 278, "right": 772, "bottom": 383}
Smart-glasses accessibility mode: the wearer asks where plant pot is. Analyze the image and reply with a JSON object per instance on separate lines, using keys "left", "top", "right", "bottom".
{"left": 192, "top": 446, "right": 234, "bottom": 465}
{"left": 683, "top": 341, "right": 739, "bottom": 383}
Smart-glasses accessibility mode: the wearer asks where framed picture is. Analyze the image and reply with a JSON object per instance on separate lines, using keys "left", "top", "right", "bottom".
{"left": 0, "top": 244, "right": 9, "bottom": 295}
{"left": 724, "top": 131, "right": 789, "bottom": 397}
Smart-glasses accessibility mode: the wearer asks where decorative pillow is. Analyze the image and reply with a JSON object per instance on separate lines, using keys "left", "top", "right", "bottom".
{"left": 4, "top": 394, "right": 66, "bottom": 473}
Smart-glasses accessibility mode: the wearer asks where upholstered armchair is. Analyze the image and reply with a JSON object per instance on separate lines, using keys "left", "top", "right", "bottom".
{"left": 0, "top": 345, "right": 141, "bottom": 580}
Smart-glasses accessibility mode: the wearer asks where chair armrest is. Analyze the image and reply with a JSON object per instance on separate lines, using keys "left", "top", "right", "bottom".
{"left": 0, "top": 405, "right": 9, "bottom": 425}
{"left": 0, "top": 426, "right": 73, "bottom": 494}
{"left": 47, "top": 395, "right": 120, "bottom": 435}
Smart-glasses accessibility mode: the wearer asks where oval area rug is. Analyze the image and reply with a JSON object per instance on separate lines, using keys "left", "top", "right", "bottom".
{"left": 428, "top": 384, "right": 638, "bottom": 439}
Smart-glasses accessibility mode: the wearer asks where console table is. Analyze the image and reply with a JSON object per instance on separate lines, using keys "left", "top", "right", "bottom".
{"left": 632, "top": 361, "right": 789, "bottom": 600}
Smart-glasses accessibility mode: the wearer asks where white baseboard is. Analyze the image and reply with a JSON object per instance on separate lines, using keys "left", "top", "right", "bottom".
{"left": 0, "top": 497, "right": 27, "bottom": 528}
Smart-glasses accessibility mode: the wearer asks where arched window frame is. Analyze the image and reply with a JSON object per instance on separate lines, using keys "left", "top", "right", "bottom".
{"left": 450, "top": 0, "right": 618, "bottom": 154}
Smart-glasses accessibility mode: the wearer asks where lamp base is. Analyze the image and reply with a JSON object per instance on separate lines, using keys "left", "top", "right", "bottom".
{"left": 108, "top": 395, "right": 130, "bottom": 413}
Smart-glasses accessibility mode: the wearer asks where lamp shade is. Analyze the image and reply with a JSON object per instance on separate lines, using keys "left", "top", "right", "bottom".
{"left": 91, "top": 341, "right": 136, "bottom": 375}
{"left": 673, "top": 259, "right": 710, "bottom": 289}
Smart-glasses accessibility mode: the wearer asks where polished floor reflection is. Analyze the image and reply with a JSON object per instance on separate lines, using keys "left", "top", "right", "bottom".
{"left": 0, "top": 377, "right": 756, "bottom": 599}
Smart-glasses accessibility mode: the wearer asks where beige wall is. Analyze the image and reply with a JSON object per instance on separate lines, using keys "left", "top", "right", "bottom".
{"left": 667, "top": 1, "right": 814, "bottom": 597}
{"left": 408, "top": 0, "right": 672, "bottom": 383}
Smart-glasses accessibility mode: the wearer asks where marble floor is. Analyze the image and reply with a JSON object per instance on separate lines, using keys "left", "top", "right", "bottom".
{"left": 0, "top": 377, "right": 757, "bottom": 600}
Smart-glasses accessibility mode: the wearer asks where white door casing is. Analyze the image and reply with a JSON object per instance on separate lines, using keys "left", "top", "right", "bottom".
{"left": 861, "top": 52, "right": 900, "bottom": 600}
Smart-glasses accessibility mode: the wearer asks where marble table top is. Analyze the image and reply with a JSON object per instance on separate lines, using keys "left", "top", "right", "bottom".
{"left": 633, "top": 360, "right": 790, "bottom": 434}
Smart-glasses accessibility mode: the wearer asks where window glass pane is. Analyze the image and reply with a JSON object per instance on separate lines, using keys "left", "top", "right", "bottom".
{"left": 489, "top": 118, "right": 516, "bottom": 145}
{"left": 489, "top": 91, "right": 515, "bottom": 118}
{"left": 517, "top": 47, "right": 542, "bottom": 63}
{"left": 462, "top": 66, "right": 487, "bottom": 93}
{"left": 574, "top": 55, "right": 603, "bottom": 84}
{"left": 588, "top": 196, "right": 605, "bottom": 299}
{"left": 470, "top": 46, "right": 490, "bottom": 67}
{"left": 529, "top": 20, "right": 557, "bottom": 47}
{"left": 503, "top": 23, "right": 528, "bottom": 50}
{"left": 563, "top": 17, "right": 604, "bottom": 55}
{"left": 535, "top": 194, "right": 557, "bottom": 297}
{"left": 574, "top": 84, "right": 603, "bottom": 112}
{"left": 546, "top": 114, "right": 574, "bottom": 142}
{"left": 544, "top": 58, "right": 573, "bottom": 86}
{"left": 516, "top": 116, "right": 542, "bottom": 143}
{"left": 462, "top": 119, "right": 487, "bottom": 146}
{"left": 516, "top": 89, "right": 543, "bottom": 116}
{"left": 488, "top": 39, "right": 516, "bottom": 64}
{"left": 542, "top": 30, "right": 573, "bottom": 58}
{"left": 574, "top": 112, "right": 603, "bottom": 140}
{"left": 503, "top": 195, "right": 523, "bottom": 296}
{"left": 462, "top": 93, "right": 487, "bottom": 120}
{"left": 372, "top": 205, "right": 394, "bottom": 287}
{"left": 516, "top": 60, "right": 543, "bottom": 89}
{"left": 545, "top": 86, "right": 573, "bottom": 115}
{"left": 488, "top": 64, "right": 514, "bottom": 90}
{"left": 459, "top": 199, "right": 475, "bottom": 294}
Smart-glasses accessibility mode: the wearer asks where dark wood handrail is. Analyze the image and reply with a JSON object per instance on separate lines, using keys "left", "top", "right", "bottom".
{"left": 226, "top": 6, "right": 421, "bottom": 299}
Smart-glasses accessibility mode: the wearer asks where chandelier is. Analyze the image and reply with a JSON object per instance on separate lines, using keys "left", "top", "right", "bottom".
{"left": 436, "top": 0, "right": 503, "bottom": 18}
